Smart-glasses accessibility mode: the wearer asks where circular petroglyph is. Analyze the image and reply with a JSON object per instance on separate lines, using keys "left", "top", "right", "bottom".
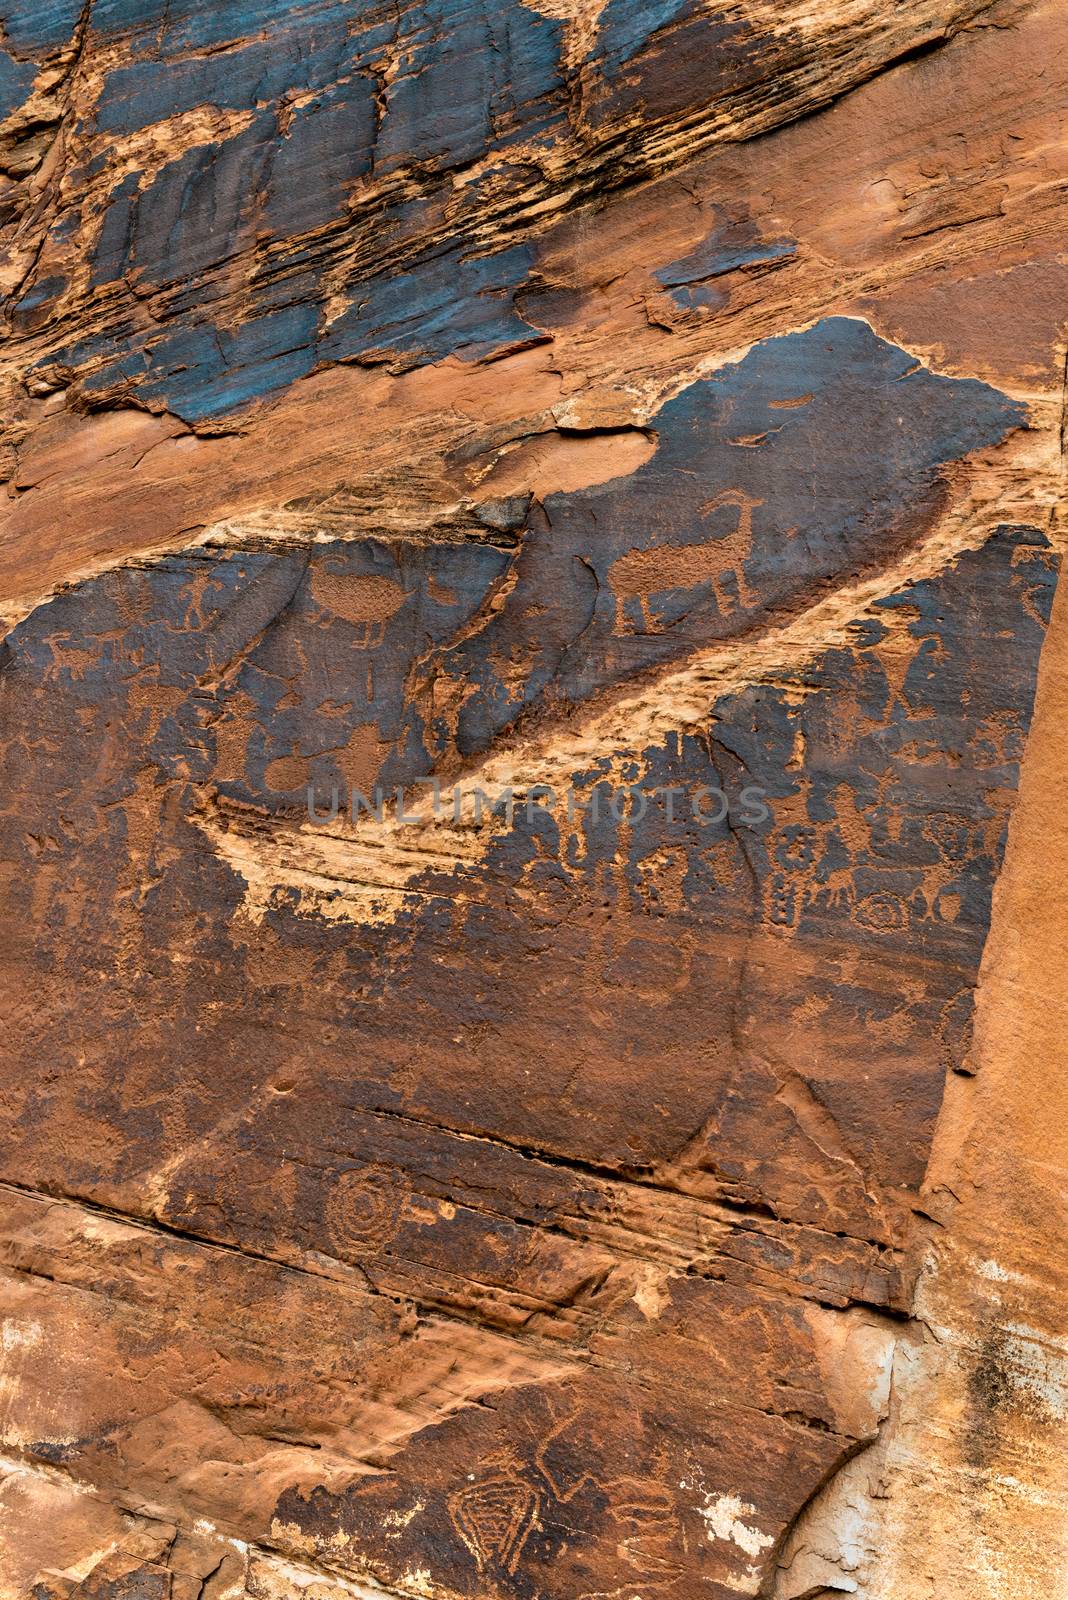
{"left": 854, "top": 889, "right": 909, "bottom": 932}
{"left": 325, "top": 1164, "right": 404, "bottom": 1257}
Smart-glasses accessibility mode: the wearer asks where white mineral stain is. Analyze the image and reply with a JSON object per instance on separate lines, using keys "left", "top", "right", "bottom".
{"left": 700, "top": 1493, "right": 774, "bottom": 1559}
{"left": 1, "top": 1319, "right": 42, "bottom": 1352}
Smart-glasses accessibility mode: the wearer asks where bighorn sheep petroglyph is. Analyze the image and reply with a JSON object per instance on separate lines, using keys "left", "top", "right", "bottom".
{"left": 608, "top": 489, "right": 764, "bottom": 634}
{"left": 311, "top": 570, "right": 411, "bottom": 647}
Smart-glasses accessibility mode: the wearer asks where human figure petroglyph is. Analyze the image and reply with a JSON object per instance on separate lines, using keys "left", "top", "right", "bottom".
{"left": 449, "top": 1468, "right": 541, "bottom": 1574}
{"left": 608, "top": 489, "right": 765, "bottom": 635}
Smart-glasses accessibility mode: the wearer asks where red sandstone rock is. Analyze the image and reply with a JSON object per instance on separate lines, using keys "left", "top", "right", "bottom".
{"left": 1, "top": 1, "right": 1067, "bottom": 1596}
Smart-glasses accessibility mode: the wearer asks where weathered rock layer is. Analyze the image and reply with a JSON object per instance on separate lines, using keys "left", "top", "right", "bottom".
{"left": 0, "top": 1, "right": 1066, "bottom": 1597}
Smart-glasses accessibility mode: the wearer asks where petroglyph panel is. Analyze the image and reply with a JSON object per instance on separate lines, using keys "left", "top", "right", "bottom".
{"left": 1, "top": 1, "right": 1066, "bottom": 1596}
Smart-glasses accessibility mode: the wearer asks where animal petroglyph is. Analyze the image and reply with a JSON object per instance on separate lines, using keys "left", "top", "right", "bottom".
{"left": 608, "top": 490, "right": 765, "bottom": 634}
{"left": 311, "top": 569, "right": 412, "bottom": 647}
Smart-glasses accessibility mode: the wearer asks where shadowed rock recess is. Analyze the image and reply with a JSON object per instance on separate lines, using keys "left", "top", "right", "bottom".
{"left": 2, "top": 0, "right": 1068, "bottom": 1594}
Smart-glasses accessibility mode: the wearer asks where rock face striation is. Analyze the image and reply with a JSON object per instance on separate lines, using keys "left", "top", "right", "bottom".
{"left": 1, "top": 1, "right": 1067, "bottom": 1596}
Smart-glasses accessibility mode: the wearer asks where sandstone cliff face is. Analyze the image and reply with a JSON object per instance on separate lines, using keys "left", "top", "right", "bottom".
{"left": 1, "top": 1, "right": 1066, "bottom": 1596}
